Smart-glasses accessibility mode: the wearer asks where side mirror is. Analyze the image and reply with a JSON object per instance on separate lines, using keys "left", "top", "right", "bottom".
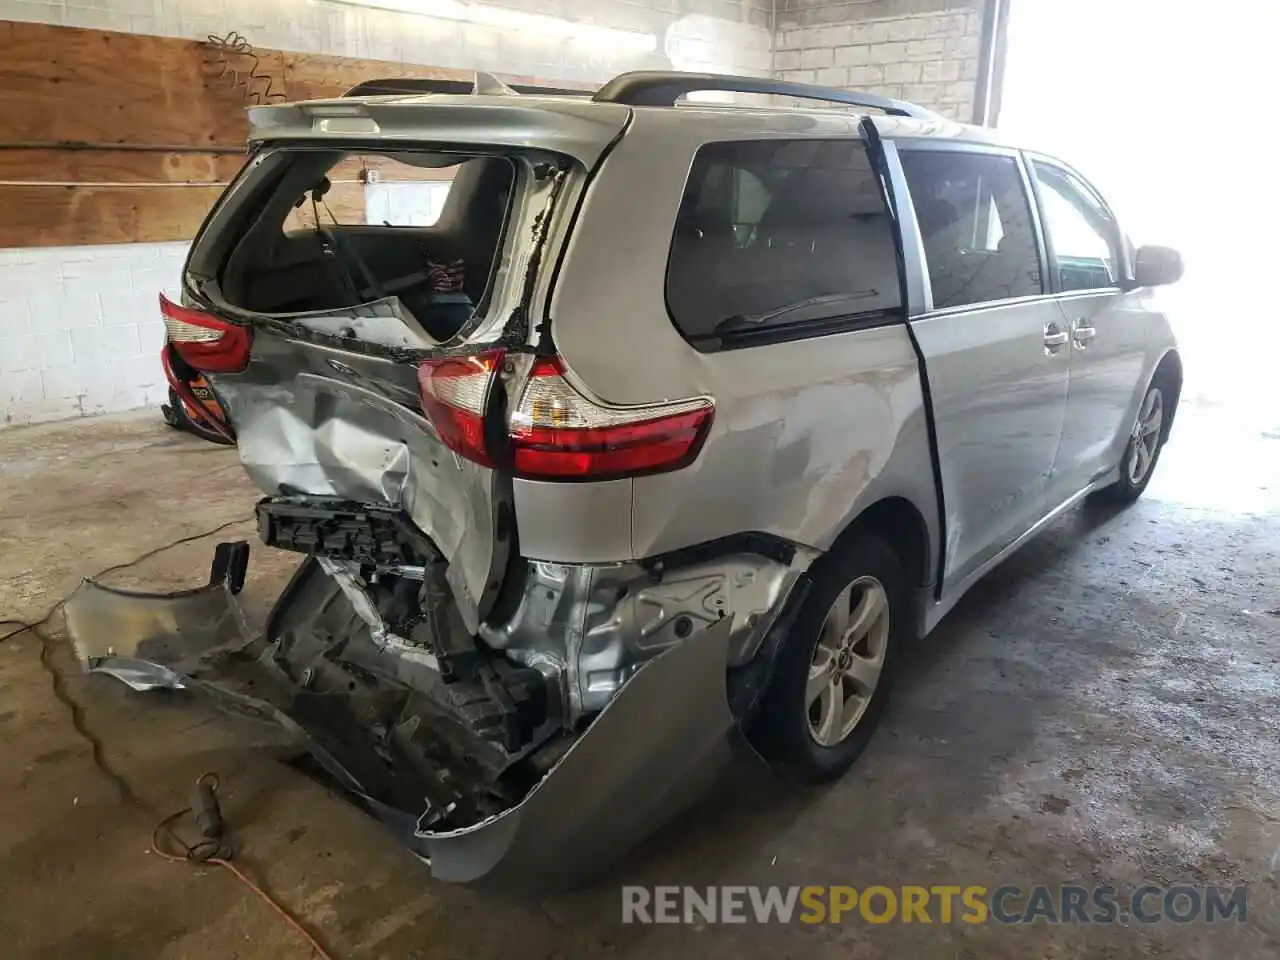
{"left": 1133, "top": 244, "right": 1184, "bottom": 287}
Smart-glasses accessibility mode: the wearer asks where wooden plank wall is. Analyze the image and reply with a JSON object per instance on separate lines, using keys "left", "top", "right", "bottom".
{"left": 0, "top": 21, "right": 578, "bottom": 247}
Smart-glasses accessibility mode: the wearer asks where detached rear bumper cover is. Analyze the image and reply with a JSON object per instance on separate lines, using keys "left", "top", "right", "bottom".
{"left": 64, "top": 555, "right": 740, "bottom": 888}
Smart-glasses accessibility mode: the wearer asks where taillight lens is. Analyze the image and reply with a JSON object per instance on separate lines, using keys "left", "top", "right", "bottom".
{"left": 159, "top": 292, "right": 251, "bottom": 373}
{"left": 509, "top": 357, "right": 713, "bottom": 481}
{"left": 417, "top": 352, "right": 714, "bottom": 480}
{"left": 417, "top": 349, "right": 504, "bottom": 467}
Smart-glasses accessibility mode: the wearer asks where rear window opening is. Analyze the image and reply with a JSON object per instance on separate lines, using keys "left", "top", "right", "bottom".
{"left": 205, "top": 147, "right": 519, "bottom": 342}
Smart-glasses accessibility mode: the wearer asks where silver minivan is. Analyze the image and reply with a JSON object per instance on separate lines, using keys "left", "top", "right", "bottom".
{"left": 71, "top": 71, "right": 1184, "bottom": 887}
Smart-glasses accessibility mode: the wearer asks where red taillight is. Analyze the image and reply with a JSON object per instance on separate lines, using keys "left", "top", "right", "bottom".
{"left": 417, "top": 352, "right": 714, "bottom": 480}
{"left": 417, "top": 349, "right": 504, "bottom": 467}
{"left": 159, "top": 292, "right": 251, "bottom": 374}
{"left": 509, "top": 357, "right": 713, "bottom": 481}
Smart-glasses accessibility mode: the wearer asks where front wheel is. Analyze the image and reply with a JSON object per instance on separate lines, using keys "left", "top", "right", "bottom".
{"left": 751, "top": 533, "right": 908, "bottom": 783}
{"left": 1093, "top": 380, "right": 1167, "bottom": 505}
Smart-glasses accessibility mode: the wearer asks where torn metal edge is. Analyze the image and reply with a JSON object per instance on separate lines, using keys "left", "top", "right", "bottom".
{"left": 63, "top": 550, "right": 748, "bottom": 889}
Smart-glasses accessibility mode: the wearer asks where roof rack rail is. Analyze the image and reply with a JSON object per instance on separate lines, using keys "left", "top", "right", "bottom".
{"left": 592, "top": 71, "right": 933, "bottom": 119}
{"left": 343, "top": 76, "right": 593, "bottom": 99}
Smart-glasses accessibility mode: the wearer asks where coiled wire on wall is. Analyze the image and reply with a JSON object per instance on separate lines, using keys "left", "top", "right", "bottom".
{"left": 202, "top": 31, "right": 288, "bottom": 105}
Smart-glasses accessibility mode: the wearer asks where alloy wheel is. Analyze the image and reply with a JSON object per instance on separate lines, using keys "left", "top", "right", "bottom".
{"left": 806, "top": 575, "right": 891, "bottom": 747}
{"left": 1127, "top": 387, "right": 1163, "bottom": 485}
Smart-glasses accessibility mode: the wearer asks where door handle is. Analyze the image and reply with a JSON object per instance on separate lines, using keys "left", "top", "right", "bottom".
{"left": 1071, "top": 320, "right": 1097, "bottom": 347}
{"left": 1043, "top": 323, "right": 1069, "bottom": 354}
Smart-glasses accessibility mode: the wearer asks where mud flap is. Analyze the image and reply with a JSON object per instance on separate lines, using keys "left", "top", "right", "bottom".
{"left": 64, "top": 548, "right": 743, "bottom": 890}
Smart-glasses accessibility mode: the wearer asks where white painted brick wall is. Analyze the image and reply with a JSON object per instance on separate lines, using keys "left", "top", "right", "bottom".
{"left": 774, "top": 2, "right": 986, "bottom": 121}
{"left": 0, "top": 0, "right": 772, "bottom": 428}
{"left": 1, "top": 0, "right": 775, "bottom": 82}
{"left": 0, "top": 242, "right": 183, "bottom": 424}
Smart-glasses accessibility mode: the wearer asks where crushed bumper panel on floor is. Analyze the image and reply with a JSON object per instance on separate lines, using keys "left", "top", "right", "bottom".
{"left": 63, "top": 543, "right": 745, "bottom": 890}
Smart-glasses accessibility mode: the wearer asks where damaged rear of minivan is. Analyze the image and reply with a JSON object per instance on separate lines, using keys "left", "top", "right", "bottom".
{"left": 68, "top": 91, "right": 795, "bottom": 887}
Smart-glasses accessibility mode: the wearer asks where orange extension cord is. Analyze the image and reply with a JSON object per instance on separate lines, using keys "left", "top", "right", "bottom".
{"left": 3, "top": 520, "right": 337, "bottom": 958}
{"left": 150, "top": 775, "right": 337, "bottom": 960}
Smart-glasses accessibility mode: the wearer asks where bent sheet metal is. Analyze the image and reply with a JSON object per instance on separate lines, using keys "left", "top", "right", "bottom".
{"left": 64, "top": 545, "right": 744, "bottom": 890}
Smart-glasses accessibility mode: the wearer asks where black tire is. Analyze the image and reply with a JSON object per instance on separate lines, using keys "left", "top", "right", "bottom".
{"left": 751, "top": 532, "right": 909, "bottom": 784}
{"left": 1090, "top": 377, "right": 1169, "bottom": 506}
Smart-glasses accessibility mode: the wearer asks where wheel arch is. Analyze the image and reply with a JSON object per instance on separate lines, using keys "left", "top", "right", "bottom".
{"left": 1152, "top": 348, "right": 1182, "bottom": 441}
{"left": 829, "top": 495, "right": 933, "bottom": 594}
{"left": 729, "top": 493, "right": 935, "bottom": 724}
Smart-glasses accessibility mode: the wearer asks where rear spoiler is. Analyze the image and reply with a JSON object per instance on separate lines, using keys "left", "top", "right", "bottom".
{"left": 343, "top": 70, "right": 941, "bottom": 121}
{"left": 344, "top": 74, "right": 593, "bottom": 99}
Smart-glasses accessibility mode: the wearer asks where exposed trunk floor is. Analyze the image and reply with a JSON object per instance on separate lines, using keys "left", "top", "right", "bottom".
{"left": 0, "top": 401, "right": 1277, "bottom": 959}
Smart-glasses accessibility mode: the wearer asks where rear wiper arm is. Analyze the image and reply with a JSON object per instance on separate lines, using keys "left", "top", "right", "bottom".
{"left": 712, "top": 290, "right": 879, "bottom": 334}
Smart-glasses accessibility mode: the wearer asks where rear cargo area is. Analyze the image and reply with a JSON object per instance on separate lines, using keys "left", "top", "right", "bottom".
{"left": 175, "top": 132, "right": 585, "bottom": 620}
{"left": 184, "top": 144, "right": 535, "bottom": 348}
{"left": 220, "top": 151, "right": 512, "bottom": 339}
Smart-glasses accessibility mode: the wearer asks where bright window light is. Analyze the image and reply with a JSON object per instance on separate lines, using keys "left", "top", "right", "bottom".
{"left": 324, "top": 0, "right": 657, "bottom": 54}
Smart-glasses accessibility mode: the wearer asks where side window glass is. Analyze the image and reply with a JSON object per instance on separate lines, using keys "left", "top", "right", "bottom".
{"left": 666, "top": 139, "right": 903, "bottom": 346}
{"left": 901, "top": 149, "right": 1039, "bottom": 312}
{"left": 1032, "top": 161, "right": 1119, "bottom": 291}
{"left": 899, "top": 149, "right": 1042, "bottom": 310}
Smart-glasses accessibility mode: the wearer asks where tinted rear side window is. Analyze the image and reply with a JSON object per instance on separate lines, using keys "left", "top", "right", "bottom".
{"left": 666, "top": 139, "right": 902, "bottom": 348}
{"left": 898, "top": 150, "right": 1042, "bottom": 310}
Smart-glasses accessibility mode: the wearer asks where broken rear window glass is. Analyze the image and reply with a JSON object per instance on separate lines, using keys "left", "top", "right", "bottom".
{"left": 209, "top": 148, "right": 516, "bottom": 341}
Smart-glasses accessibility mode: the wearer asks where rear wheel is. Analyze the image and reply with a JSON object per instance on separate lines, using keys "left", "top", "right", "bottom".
{"left": 1093, "top": 379, "right": 1167, "bottom": 505}
{"left": 753, "top": 533, "right": 907, "bottom": 783}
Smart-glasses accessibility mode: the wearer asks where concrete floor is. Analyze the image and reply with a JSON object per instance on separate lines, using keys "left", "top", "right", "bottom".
{"left": 0, "top": 398, "right": 1277, "bottom": 959}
